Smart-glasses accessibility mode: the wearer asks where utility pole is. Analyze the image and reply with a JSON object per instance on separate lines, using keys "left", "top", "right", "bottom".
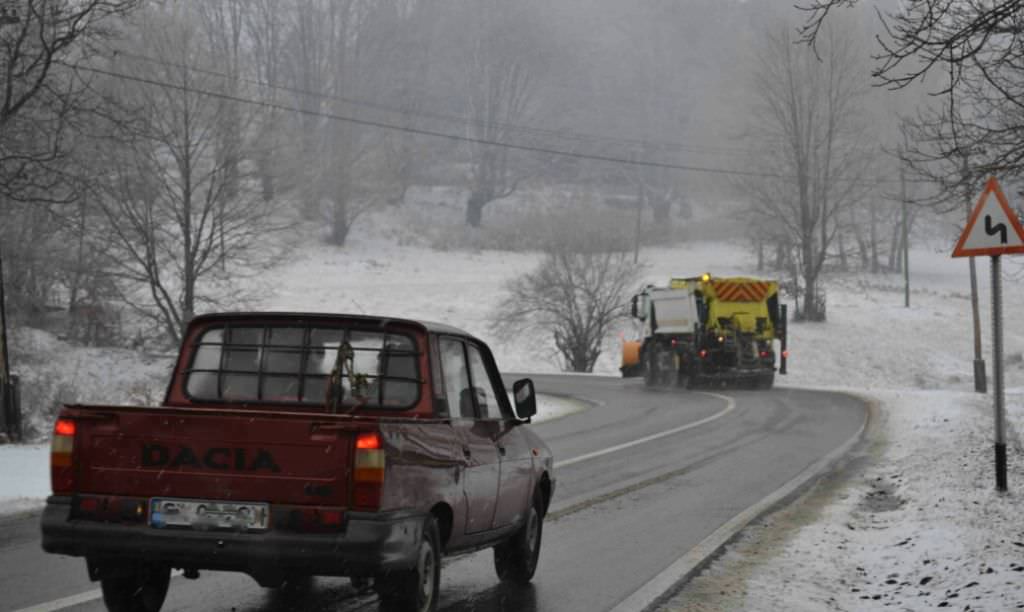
{"left": 0, "top": 2, "right": 19, "bottom": 441}
{"left": 962, "top": 158, "right": 986, "bottom": 393}
{"left": 900, "top": 157, "right": 910, "bottom": 308}
{"left": 632, "top": 151, "right": 643, "bottom": 264}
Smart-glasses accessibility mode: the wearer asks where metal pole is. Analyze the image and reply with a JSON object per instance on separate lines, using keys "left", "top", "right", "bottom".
{"left": 963, "top": 158, "right": 986, "bottom": 393}
{"left": 632, "top": 153, "right": 642, "bottom": 265}
{"left": 971, "top": 257, "right": 987, "bottom": 393}
{"left": 901, "top": 163, "right": 909, "bottom": 308}
{"left": 991, "top": 255, "right": 1007, "bottom": 491}
{"left": 0, "top": 250, "right": 10, "bottom": 440}
{"left": 778, "top": 304, "right": 788, "bottom": 375}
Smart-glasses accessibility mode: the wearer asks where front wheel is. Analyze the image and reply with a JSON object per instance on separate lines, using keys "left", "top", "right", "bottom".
{"left": 494, "top": 494, "right": 544, "bottom": 584}
{"left": 376, "top": 515, "right": 441, "bottom": 612}
{"left": 100, "top": 565, "right": 171, "bottom": 612}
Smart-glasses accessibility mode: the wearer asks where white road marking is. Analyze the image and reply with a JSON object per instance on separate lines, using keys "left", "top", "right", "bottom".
{"left": 12, "top": 571, "right": 183, "bottom": 612}
{"left": 609, "top": 393, "right": 871, "bottom": 612}
{"left": 554, "top": 392, "right": 736, "bottom": 469}
{"left": 11, "top": 588, "right": 103, "bottom": 612}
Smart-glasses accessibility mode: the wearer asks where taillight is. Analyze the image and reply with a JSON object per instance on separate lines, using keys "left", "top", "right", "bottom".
{"left": 51, "top": 418, "right": 76, "bottom": 493}
{"left": 280, "top": 506, "right": 345, "bottom": 532}
{"left": 760, "top": 351, "right": 770, "bottom": 358}
{"left": 699, "top": 349, "right": 708, "bottom": 359}
{"left": 353, "top": 431, "right": 384, "bottom": 509}
{"left": 73, "top": 495, "right": 147, "bottom": 523}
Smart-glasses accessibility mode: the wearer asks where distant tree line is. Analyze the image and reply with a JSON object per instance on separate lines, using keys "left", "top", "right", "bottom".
{"left": 0, "top": 0, "right": 957, "bottom": 346}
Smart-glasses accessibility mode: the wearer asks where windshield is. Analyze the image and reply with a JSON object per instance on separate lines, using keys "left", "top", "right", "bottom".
{"left": 184, "top": 325, "right": 420, "bottom": 410}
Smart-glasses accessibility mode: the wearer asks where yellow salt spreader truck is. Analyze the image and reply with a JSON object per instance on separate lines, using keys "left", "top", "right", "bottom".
{"left": 621, "top": 275, "right": 788, "bottom": 389}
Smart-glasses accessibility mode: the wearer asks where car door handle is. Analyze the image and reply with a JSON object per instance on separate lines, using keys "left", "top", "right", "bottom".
{"left": 497, "top": 445, "right": 506, "bottom": 457}
{"left": 462, "top": 447, "right": 472, "bottom": 459}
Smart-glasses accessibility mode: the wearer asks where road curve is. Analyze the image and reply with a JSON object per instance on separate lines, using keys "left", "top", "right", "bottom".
{"left": 0, "top": 375, "right": 867, "bottom": 612}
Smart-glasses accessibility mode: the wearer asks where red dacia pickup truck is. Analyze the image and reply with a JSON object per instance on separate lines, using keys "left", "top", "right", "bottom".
{"left": 41, "top": 313, "right": 555, "bottom": 612}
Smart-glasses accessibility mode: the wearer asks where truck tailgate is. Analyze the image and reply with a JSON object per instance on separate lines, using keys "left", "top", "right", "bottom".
{"left": 70, "top": 406, "right": 357, "bottom": 507}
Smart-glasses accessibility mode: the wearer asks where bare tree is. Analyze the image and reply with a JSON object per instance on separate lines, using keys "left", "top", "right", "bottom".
{"left": 741, "top": 25, "right": 871, "bottom": 320}
{"left": 801, "top": 1, "right": 1024, "bottom": 179}
{"left": 492, "top": 201, "right": 641, "bottom": 372}
{"left": 0, "top": 0, "right": 137, "bottom": 203}
{"left": 88, "top": 5, "right": 279, "bottom": 343}
{"left": 462, "top": 0, "right": 542, "bottom": 228}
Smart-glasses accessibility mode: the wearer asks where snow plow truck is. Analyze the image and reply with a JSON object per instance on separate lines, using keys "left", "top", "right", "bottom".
{"left": 621, "top": 275, "right": 788, "bottom": 389}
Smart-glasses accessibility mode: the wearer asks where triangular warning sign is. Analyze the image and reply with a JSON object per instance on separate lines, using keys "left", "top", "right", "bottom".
{"left": 952, "top": 177, "right": 1024, "bottom": 258}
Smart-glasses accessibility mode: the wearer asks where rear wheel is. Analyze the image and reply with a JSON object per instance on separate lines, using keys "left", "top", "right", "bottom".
{"left": 494, "top": 492, "right": 544, "bottom": 584}
{"left": 376, "top": 515, "right": 440, "bottom": 612}
{"left": 100, "top": 565, "right": 171, "bottom": 612}
{"left": 643, "top": 350, "right": 657, "bottom": 388}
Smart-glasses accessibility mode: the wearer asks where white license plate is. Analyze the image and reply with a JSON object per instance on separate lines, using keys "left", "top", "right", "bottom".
{"left": 149, "top": 498, "right": 269, "bottom": 531}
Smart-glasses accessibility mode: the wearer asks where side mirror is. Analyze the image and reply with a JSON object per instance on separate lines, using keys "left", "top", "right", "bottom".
{"left": 630, "top": 295, "right": 639, "bottom": 319}
{"left": 512, "top": 379, "right": 537, "bottom": 422}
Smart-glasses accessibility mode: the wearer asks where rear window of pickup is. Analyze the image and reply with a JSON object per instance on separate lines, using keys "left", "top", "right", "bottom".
{"left": 184, "top": 324, "right": 421, "bottom": 409}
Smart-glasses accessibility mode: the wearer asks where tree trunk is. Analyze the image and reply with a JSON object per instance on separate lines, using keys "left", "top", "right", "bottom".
{"left": 867, "top": 201, "right": 877, "bottom": 273}
{"left": 258, "top": 148, "right": 275, "bottom": 203}
{"left": 649, "top": 193, "right": 671, "bottom": 225}
{"left": 330, "top": 197, "right": 350, "bottom": 246}
{"left": 466, "top": 191, "right": 488, "bottom": 228}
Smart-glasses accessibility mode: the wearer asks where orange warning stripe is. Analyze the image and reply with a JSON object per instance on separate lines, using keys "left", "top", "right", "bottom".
{"left": 710, "top": 280, "right": 772, "bottom": 302}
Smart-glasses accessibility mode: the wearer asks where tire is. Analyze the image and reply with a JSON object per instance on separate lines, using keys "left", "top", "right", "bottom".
{"left": 494, "top": 493, "right": 543, "bottom": 584}
{"left": 759, "top": 373, "right": 775, "bottom": 389}
{"left": 376, "top": 515, "right": 441, "bottom": 612}
{"left": 100, "top": 565, "right": 171, "bottom": 612}
{"left": 643, "top": 351, "right": 657, "bottom": 388}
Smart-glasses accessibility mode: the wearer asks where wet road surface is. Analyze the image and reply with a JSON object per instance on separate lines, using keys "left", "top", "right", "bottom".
{"left": 1, "top": 375, "right": 866, "bottom": 612}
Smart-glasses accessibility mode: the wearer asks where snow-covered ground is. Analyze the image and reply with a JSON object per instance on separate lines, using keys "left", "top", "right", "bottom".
{"left": 3, "top": 197, "right": 1023, "bottom": 610}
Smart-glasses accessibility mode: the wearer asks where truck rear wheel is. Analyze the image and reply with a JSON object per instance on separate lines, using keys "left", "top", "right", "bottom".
{"left": 376, "top": 515, "right": 440, "bottom": 612}
{"left": 100, "top": 565, "right": 170, "bottom": 612}
{"left": 643, "top": 351, "right": 657, "bottom": 388}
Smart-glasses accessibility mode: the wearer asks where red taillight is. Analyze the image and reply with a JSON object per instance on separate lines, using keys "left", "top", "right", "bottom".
{"left": 54, "top": 419, "right": 76, "bottom": 436}
{"left": 356, "top": 431, "right": 382, "bottom": 450}
{"left": 353, "top": 431, "right": 385, "bottom": 510}
{"left": 699, "top": 349, "right": 708, "bottom": 359}
{"left": 671, "top": 338, "right": 678, "bottom": 347}
{"left": 51, "top": 418, "right": 77, "bottom": 493}
{"left": 286, "top": 507, "right": 345, "bottom": 532}
{"left": 760, "top": 351, "right": 770, "bottom": 358}
{"left": 320, "top": 509, "right": 343, "bottom": 527}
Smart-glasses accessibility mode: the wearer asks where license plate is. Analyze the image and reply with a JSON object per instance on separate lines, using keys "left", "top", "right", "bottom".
{"left": 149, "top": 498, "right": 269, "bottom": 531}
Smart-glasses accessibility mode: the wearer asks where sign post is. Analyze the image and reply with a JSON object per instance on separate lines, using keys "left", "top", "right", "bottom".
{"left": 952, "top": 177, "right": 1024, "bottom": 492}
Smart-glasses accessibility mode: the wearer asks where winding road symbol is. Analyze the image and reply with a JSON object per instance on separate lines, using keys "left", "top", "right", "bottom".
{"left": 952, "top": 177, "right": 1024, "bottom": 257}
{"left": 985, "top": 215, "right": 1008, "bottom": 244}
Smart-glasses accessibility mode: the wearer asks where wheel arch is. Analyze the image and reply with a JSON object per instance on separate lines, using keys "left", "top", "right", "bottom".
{"left": 429, "top": 502, "right": 454, "bottom": 552}
{"left": 536, "top": 472, "right": 552, "bottom": 517}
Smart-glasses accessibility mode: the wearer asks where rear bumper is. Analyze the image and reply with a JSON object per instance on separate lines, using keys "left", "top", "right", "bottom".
{"left": 41, "top": 496, "right": 424, "bottom": 579}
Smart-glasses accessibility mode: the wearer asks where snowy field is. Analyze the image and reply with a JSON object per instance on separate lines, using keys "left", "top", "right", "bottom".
{"left": 2, "top": 198, "right": 1024, "bottom": 610}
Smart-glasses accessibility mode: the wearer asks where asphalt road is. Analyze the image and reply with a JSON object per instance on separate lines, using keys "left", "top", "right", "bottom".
{"left": 0, "top": 375, "right": 867, "bottom": 612}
